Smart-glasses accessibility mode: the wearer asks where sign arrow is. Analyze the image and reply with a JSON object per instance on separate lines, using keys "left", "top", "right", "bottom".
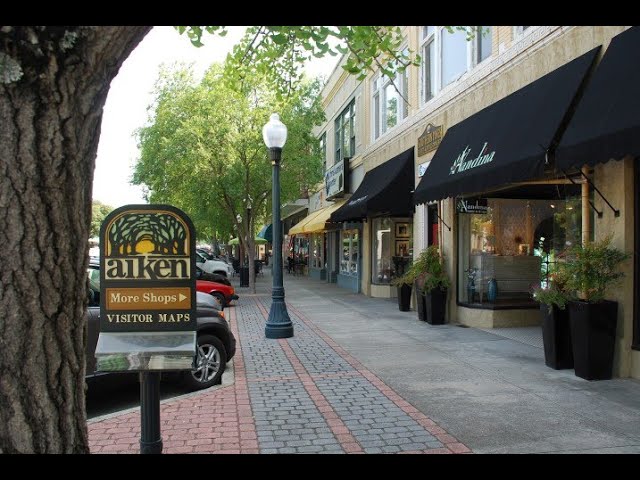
{"left": 179, "top": 293, "right": 187, "bottom": 302}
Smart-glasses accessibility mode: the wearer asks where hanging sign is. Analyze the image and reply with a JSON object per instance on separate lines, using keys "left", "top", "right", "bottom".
{"left": 417, "top": 123, "right": 444, "bottom": 157}
{"left": 457, "top": 198, "right": 489, "bottom": 214}
{"left": 325, "top": 158, "right": 349, "bottom": 200}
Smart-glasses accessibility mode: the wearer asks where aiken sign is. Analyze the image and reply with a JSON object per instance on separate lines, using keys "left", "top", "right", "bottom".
{"left": 99, "top": 205, "right": 196, "bottom": 333}
{"left": 106, "top": 257, "right": 189, "bottom": 280}
{"left": 450, "top": 142, "right": 496, "bottom": 175}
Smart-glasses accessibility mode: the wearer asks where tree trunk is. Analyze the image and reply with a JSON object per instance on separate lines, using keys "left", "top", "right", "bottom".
{"left": 0, "top": 26, "right": 151, "bottom": 453}
{"left": 248, "top": 236, "right": 256, "bottom": 294}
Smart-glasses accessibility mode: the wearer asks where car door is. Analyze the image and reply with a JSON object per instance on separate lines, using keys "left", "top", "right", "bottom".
{"left": 86, "top": 266, "right": 101, "bottom": 375}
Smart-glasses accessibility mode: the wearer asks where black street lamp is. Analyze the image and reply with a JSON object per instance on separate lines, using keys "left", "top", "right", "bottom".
{"left": 245, "top": 195, "right": 253, "bottom": 264}
{"left": 263, "top": 113, "right": 293, "bottom": 339}
{"left": 236, "top": 213, "right": 243, "bottom": 269}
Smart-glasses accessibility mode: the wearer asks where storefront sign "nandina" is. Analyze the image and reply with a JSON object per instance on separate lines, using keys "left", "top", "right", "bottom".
{"left": 450, "top": 142, "right": 496, "bottom": 175}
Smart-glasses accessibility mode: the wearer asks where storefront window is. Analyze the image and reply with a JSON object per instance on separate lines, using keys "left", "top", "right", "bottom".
{"left": 340, "top": 230, "right": 359, "bottom": 276}
{"left": 311, "top": 233, "right": 324, "bottom": 269}
{"left": 457, "top": 196, "right": 582, "bottom": 307}
{"left": 290, "top": 235, "right": 309, "bottom": 265}
{"left": 372, "top": 218, "right": 413, "bottom": 284}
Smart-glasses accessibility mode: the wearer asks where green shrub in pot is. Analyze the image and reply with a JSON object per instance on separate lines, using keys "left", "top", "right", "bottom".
{"left": 562, "top": 236, "right": 630, "bottom": 380}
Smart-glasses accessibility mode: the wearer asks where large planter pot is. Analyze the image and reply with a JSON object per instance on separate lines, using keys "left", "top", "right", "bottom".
{"left": 425, "top": 287, "right": 447, "bottom": 325}
{"left": 397, "top": 284, "right": 412, "bottom": 312}
{"left": 414, "top": 283, "right": 427, "bottom": 321}
{"left": 540, "top": 304, "right": 573, "bottom": 370}
{"left": 568, "top": 300, "right": 618, "bottom": 381}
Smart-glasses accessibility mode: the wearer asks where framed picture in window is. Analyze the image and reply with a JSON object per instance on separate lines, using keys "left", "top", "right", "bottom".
{"left": 395, "top": 240, "right": 410, "bottom": 257}
{"left": 395, "top": 223, "right": 409, "bottom": 238}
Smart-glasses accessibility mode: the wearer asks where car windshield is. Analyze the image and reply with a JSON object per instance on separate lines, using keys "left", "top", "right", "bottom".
{"left": 87, "top": 266, "right": 100, "bottom": 291}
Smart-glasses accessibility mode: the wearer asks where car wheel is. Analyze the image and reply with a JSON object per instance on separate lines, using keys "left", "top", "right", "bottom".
{"left": 211, "top": 292, "right": 226, "bottom": 309}
{"left": 182, "top": 334, "right": 227, "bottom": 391}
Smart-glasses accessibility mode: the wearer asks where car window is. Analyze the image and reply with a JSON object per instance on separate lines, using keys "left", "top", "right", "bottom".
{"left": 87, "top": 267, "right": 100, "bottom": 307}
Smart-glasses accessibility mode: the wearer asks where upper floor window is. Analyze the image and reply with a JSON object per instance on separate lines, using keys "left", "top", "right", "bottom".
{"left": 420, "top": 26, "right": 493, "bottom": 105}
{"left": 319, "top": 133, "right": 326, "bottom": 173}
{"left": 476, "top": 26, "right": 492, "bottom": 64}
{"left": 335, "top": 100, "right": 356, "bottom": 163}
{"left": 372, "top": 57, "right": 409, "bottom": 140}
{"left": 514, "top": 26, "right": 536, "bottom": 38}
{"left": 440, "top": 27, "right": 468, "bottom": 87}
{"left": 420, "top": 26, "right": 436, "bottom": 103}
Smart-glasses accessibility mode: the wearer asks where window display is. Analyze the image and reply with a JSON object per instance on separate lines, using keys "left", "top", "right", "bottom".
{"left": 311, "top": 233, "right": 324, "bottom": 269}
{"left": 372, "top": 218, "right": 413, "bottom": 284}
{"left": 457, "top": 195, "right": 584, "bottom": 306}
{"left": 340, "top": 230, "right": 359, "bottom": 276}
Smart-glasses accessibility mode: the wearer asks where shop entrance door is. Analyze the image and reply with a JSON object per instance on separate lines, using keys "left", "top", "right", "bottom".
{"left": 427, "top": 204, "right": 439, "bottom": 246}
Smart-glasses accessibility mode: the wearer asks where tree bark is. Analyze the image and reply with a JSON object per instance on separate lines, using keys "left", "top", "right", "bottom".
{"left": 0, "top": 26, "right": 151, "bottom": 453}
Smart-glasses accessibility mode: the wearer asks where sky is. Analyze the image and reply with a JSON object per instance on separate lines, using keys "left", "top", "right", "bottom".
{"left": 92, "top": 26, "right": 341, "bottom": 208}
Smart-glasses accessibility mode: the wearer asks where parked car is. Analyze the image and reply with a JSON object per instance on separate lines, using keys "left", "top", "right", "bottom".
{"left": 196, "top": 265, "right": 232, "bottom": 286}
{"left": 86, "top": 263, "right": 236, "bottom": 390}
{"left": 196, "top": 248, "right": 214, "bottom": 260}
{"left": 196, "top": 279, "right": 239, "bottom": 308}
{"left": 196, "top": 251, "right": 233, "bottom": 277}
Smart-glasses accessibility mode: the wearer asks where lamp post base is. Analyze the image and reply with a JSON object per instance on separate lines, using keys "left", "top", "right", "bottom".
{"left": 265, "top": 299, "right": 294, "bottom": 339}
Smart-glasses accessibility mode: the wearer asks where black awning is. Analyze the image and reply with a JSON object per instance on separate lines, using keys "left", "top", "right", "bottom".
{"left": 556, "top": 27, "right": 640, "bottom": 170}
{"left": 331, "top": 148, "right": 414, "bottom": 222}
{"left": 413, "top": 47, "right": 600, "bottom": 205}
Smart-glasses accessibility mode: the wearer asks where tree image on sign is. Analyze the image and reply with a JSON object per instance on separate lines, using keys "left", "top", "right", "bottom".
{"left": 107, "top": 213, "right": 188, "bottom": 257}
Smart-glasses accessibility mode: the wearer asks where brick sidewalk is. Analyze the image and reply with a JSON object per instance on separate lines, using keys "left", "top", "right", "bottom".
{"left": 88, "top": 293, "right": 471, "bottom": 454}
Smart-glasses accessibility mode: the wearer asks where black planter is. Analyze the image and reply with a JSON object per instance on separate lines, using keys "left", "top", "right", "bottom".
{"left": 415, "top": 283, "right": 427, "bottom": 321}
{"left": 569, "top": 300, "right": 618, "bottom": 381}
{"left": 397, "top": 284, "right": 412, "bottom": 312}
{"left": 425, "top": 287, "right": 447, "bottom": 325}
{"left": 540, "top": 304, "right": 573, "bottom": 370}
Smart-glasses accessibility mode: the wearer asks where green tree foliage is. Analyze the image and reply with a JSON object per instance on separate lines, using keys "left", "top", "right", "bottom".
{"left": 178, "top": 26, "right": 419, "bottom": 97}
{"left": 91, "top": 200, "right": 113, "bottom": 238}
{"left": 132, "top": 62, "right": 325, "bottom": 252}
{"left": 176, "top": 26, "right": 477, "bottom": 99}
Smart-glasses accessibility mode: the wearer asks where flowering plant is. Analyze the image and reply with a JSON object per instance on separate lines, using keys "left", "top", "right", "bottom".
{"left": 464, "top": 267, "right": 478, "bottom": 283}
{"left": 532, "top": 260, "right": 572, "bottom": 311}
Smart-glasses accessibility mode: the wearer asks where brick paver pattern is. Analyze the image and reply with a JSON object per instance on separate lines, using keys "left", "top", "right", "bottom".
{"left": 88, "top": 294, "right": 471, "bottom": 454}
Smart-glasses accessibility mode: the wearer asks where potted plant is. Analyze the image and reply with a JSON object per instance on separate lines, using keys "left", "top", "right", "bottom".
{"left": 414, "top": 272, "right": 428, "bottom": 321}
{"left": 391, "top": 272, "right": 413, "bottom": 312}
{"left": 563, "top": 237, "right": 630, "bottom": 380}
{"left": 532, "top": 265, "right": 573, "bottom": 370}
{"left": 415, "top": 246, "right": 450, "bottom": 325}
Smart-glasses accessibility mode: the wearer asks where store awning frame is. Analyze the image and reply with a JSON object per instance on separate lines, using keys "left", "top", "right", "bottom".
{"left": 289, "top": 199, "right": 348, "bottom": 235}
{"left": 556, "top": 27, "right": 640, "bottom": 171}
{"left": 413, "top": 46, "right": 601, "bottom": 205}
{"left": 229, "top": 236, "right": 268, "bottom": 245}
{"left": 330, "top": 147, "right": 415, "bottom": 223}
{"left": 257, "top": 224, "right": 272, "bottom": 243}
